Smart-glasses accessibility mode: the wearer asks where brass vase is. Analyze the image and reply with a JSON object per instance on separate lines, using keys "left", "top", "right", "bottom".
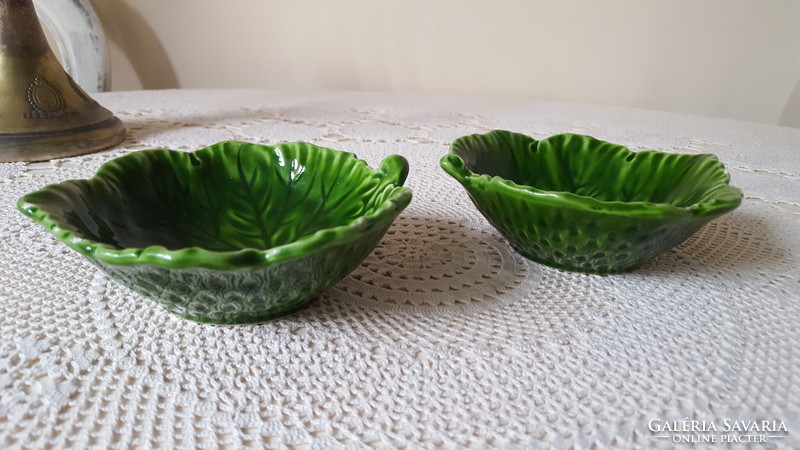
{"left": 0, "top": 0, "right": 125, "bottom": 162}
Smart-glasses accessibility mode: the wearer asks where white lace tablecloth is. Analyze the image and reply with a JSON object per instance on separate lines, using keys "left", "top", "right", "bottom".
{"left": 1, "top": 90, "right": 798, "bottom": 449}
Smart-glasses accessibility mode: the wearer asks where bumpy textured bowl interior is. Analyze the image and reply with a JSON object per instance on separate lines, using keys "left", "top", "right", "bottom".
{"left": 440, "top": 131, "right": 742, "bottom": 273}
{"left": 18, "top": 141, "right": 412, "bottom": 324}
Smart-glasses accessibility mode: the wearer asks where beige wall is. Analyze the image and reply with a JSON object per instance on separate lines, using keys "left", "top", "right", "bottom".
{"left": 90, "top": 0, "right": 800, "bottom": 126}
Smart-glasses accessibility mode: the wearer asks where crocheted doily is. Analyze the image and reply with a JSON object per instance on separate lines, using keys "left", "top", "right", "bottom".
{"left": 0, "top": 90, "right": 798, "bottom": 449}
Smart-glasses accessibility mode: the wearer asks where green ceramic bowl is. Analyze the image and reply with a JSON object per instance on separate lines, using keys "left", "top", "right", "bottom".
{"left": 440, "top": 131, "right": 742, "bottom": 274}
{"left": 18, "top": 141, "right": 412, "bottom": 324}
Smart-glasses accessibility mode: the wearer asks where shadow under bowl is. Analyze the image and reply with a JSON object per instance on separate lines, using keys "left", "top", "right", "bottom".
{"left": 440, "top": 131, "right": 742, "bottom": 274}
{"left": 18, "top": 141, "right": 412, "bottom": 324}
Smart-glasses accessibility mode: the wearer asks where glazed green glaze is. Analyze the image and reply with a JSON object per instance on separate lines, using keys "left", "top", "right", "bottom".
{"left": 18, "top": 141, "right": 412, "bottom": 324}
{"left": 440, "top": 131, "right": 742, "bottom": 273}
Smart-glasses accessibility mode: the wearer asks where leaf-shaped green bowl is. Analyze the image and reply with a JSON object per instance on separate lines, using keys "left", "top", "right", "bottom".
{"left": 18, "top": 141, "right": 412, "bottom": 324}
{"left": 440, "top": 131, "right": 742, "bottom": 274}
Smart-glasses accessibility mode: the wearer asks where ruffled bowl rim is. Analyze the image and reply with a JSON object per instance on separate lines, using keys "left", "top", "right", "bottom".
{"left": 18, "top": 141, "right": 412, "bottom": 271}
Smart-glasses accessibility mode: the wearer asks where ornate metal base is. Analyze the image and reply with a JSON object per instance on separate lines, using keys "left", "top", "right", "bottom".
{"left": 0, "top": 116, "right": 125, "bottom": 162}
{"left": 0, "top": 0, "right": 126, "bottom": 163}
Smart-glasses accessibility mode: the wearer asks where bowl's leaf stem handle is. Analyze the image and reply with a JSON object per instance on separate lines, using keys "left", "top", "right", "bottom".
{"left": 439, "top": 154, "right": 472, "bottom": 186}
{"left": 378, "top": 154, "right": 410, "bottom": 187}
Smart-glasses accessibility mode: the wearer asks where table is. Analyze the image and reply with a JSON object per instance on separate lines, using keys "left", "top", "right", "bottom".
{"left": 1, "top": 90, "right": 798, "bottom": 448}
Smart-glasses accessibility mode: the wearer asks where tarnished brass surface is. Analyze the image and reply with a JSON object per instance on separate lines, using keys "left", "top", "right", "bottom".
{"left": 0, "top": 0, "right": 125, "bottom": 162}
